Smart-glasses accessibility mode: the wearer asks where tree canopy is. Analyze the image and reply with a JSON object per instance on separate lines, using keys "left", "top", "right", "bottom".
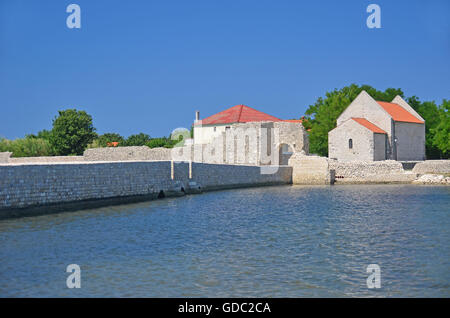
{"left": 49, "top": 109, "right": 97, "bottom": 155}
{"left": 96, "top": 133, "right": 125, "bottom": 147}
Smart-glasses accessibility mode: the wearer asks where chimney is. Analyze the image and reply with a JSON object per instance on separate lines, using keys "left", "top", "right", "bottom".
{"left": 195, "top": 110, "right": 200, "bottom": 122}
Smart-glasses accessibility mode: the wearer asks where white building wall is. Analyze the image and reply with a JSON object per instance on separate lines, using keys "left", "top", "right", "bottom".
{"left": 394, "top": 122, "right": 426, "bottom": 161}
{"left": 194, "top": 124, "right": 230, "bottom": 144}
{"left": 329, "top": 119, "right": 375, "bottom": 162}
{"left": 373, "top": 133, "right": 386, "bottom": 161}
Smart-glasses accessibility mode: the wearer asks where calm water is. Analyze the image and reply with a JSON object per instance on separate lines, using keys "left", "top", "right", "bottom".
{"left": 0, "top": 185, "right": 449, "bottom": 297}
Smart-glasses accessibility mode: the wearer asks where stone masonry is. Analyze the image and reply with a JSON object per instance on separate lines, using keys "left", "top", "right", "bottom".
{"left": 0, "top": 161, "right": 292, "bottom": 213}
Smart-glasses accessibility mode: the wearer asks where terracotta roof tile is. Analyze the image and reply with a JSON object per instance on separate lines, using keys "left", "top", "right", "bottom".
{"left": 197, "top": 105, "right": 281, "bottom": 125}
{"left": 351, "top": 118, "right": 387, "bottom": 134}
{"left": 283, "top": 119, "right": 303, "bottom": 123}
{"left": 377, "top": 101, "right": 424, "bottom": 124}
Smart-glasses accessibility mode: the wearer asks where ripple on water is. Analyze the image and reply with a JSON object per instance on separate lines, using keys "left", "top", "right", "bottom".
{"left": 0, "top": 184, "right": 449, "bottom": 297}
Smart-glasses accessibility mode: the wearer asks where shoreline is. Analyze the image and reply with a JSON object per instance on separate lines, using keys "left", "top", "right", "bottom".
{"left": 1, "top": 179, "right": 448, "bottom": 221}
{"left": 1, "top": 158, "right": 449, "bottom": 220}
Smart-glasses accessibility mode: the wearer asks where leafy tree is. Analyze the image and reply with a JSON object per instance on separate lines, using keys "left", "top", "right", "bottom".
{"left": 124, "top": 133, "right": 151, "bottom": 146}
{"left": 407, "top": 96, "right": 446, "bottom": 159}
{"left": 147, "top": 138, "right": 168, "bottom": 148}
{"left": 96, "top": 133, "right": 125, "bottom": 147}
{"left": 49, "top": 109, "right": 97, "bottom": 155}
{"left": 430, "top": 100, "right": 449, "bottom": 158}
{"left": 26, "top": 129, "right": 53, "bottom": 141}
{"left": 304, "top": 84, "right": 403, "bottom": 156}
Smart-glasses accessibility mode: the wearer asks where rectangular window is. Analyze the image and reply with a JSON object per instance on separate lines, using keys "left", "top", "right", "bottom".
{"left": 349, "top": 139, "right": 353, "bottom": 149}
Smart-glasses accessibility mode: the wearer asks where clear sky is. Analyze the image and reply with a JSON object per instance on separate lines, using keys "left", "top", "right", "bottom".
{"left": 0, "top": 0, "right": 449, "bottom": 139}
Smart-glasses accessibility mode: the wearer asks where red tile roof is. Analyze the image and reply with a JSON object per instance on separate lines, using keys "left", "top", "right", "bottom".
{"left": 197, "top": 104, "right": 282, "bottom": 125}
{"left": 351, "top": 118, "right": 387, "bottom": 134}
{"left": 377, "top": 101, "right": 424, "bottom": 124}
{"left": 283, "top": 119, "right": 303, "bottom": 123}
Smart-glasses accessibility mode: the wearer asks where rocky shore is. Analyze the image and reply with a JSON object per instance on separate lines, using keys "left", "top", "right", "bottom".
{"left": 412, "top": 174, "right": 450, "bottom": 185}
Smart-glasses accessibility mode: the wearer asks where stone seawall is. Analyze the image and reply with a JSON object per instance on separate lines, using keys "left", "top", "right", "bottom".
{"left": 0, "top": 161, "right": 291, "bottom": 218}
{"left": 329, "top": 160, "right": 417, "bottom": 184}
{"left": 412, "top": 160, "right": 450, "bottom": 175}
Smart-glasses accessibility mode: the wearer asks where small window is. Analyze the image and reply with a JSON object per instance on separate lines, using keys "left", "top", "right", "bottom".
{"left": 213, "top": 127, "right": 216, "bottom": 132}
{"left": 349, "top": 139, "right": 353, "bottom": 149}
{"left": 225, "top": 126, "right": 230, "bottom": 130}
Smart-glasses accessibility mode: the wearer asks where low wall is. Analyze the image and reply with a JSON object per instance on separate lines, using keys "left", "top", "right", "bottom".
{"left": 288, "top": 153, "right": 333, "bottom": 185}
{"left": 412, "top": 160, "right": 450, "bottom": 175}
{"left": 8, "top": 156, "right": 84, "bottom": 164}
{"left": 329, "top": 160, "right": 416, "bottom": 184}
{"left": 83, "top": 146, "right": 172, "bottom": 161}
{"left": 0, "top": 152, "right": 11, "bottom": 163}
{"left": 0, "top": 161, "right": 291, "bottom": 218}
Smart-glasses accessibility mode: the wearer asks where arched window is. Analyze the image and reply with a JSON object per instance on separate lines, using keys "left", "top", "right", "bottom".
{"left": 349, "top": 139, "right": 353, "bottom": 149}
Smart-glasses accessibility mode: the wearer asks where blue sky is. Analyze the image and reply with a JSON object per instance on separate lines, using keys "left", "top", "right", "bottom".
{"left": 0, "top": 0, "right": 449, "bottom": 139}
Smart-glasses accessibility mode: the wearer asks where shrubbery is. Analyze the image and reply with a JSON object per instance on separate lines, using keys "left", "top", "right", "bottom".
{"left": 0, "top": 137, "right": 54, "bottom": 157}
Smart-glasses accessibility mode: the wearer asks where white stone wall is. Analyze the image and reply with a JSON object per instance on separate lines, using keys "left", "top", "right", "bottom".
{"left": 373, "top": 133, "right": 386, "bottom": 161}
{"left": 335, "top": 91, "right": 397, "bottom": 159}
{"left": 8, "top": 156, "right": 84, "bottom": 164}
{"left": 337, "top": 91, "right": 393, "bottom": 138}
{"left": 194, "top": 124, "right": 229, "bottom": 144}
{"left": 83, "top": 146, "right": 173, "bottom": 161}
{"left": 190, "top": 121, "right": 308, "bottom": 166}
{"left": 329, "top": 160, "right": 416, "bottom": 183}
{"left": 394, "top": 122, "right": 426, "bottom": 161}
{"left": 412, "top": 160, "right": 450, "bottom": 174}
{"left": 288, "top": 153, "right": 332, "bottom": 185}
{"left": 0, "top": 152, "right": 12, "bottom": 163}
{"left": 329, "top": 119, "right": 375, "bottom": 161}
{"left": 0, "top": 161, "right": 292, "bottom": 211}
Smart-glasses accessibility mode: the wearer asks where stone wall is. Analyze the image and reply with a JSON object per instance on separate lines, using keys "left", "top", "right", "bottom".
{"left": 329, "top": 160, "right": 416, "bottom": 183}
{"left": 192, "top": 121, "right": 308, "bottom": 166}
{"left": 412, "top": 160, "right": 450, "bottom": 175}
{"left": 0, "top": 161, "right": 292, "bottom": 214}
{"left": 329, "top": 119, "right": 376, "bottom": 161}
{"left": 373, "top": 133, "right": 386, "bottom": 161}
{"left": 288, "top": 153, "right": 333, "bottom": 185}
{"left": 337, "top": 90, "right": 394, "bottom": 149}
{"left": 394, "top": 122, "right": 426, "bottom": 161}
{"left": 9, "top": 156, "right": 84, "bottom": 164}
{"left": 83, "top": 146, "right": 172, "bottom": 161}
{"left": 0, "top": 152, "right": 11, "bottom": 163}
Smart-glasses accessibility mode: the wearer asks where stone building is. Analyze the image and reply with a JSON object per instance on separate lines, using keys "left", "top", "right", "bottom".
{"left": 328, "top": 90, "right": 425, "bottom": 162}
{"left": 192, "top": 104, "right": 308, "bottom": 165}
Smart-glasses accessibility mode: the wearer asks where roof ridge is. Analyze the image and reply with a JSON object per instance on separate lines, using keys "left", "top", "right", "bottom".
{"left": 237, "top": 104, "right": 244, "bottom": 122}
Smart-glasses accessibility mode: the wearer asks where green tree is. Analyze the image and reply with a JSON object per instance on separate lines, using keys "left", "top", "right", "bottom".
{"left": 96, "top": 133, "right": 125, "bottom": 147}
{"left": 147, "top": 138, "right": 168, "bottom": 148}
{"left": 304, "top": 84, "right": 403, "bottom": 156}
{"left": 26, "top": 129, "right": 53, "bottom": 141}
{"left": 406, "top": 96, "right": 441, "bottom": 158}
{"left": 50, "top": 109, "right": 97, "bottom": 155}
{"left": 430, "top": 99, "right": 449, "bottom": 158}
{"left": 124, "top": 133, "right": 151, "bottom": 146}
